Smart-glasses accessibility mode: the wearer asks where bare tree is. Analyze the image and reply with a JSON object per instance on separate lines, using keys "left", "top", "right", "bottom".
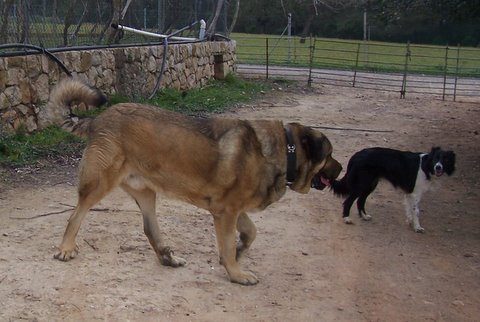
{"left": 227, "top": 0, "right": 240, "bottom": 36}
{"left": 97, "top": 0, "right": 125, "bottom": 44}
{"left": 63, "top": 0, "right": 78, "bottom": 46}
{"left": 0, "top": 0, "right": 15, "bottom": 43}
{"left": 106, "top": 0, "right": 123, "bottom": 44}
{"left": 18, "top": 0, "right": 30, "bottom": 43}
{"left": 70, "top": 0, "right": 89, "bottom": 44}
{"left": 298, "top": 0, "right": 362, "bottom": 40}
{"left": 207, "top": 0, "right": 225, "bottom": 37}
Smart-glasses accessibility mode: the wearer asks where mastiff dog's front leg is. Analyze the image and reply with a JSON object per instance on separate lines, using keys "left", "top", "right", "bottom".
{"left": 213, "top": 212, "right": 258, "bottom": 285}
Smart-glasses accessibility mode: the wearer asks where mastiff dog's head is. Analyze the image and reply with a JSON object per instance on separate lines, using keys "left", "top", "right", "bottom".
{"left": 286, "top": 123, "right": 342, "bottom": 193}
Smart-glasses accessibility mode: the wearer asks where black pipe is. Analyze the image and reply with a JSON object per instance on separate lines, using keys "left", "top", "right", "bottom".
{"left": 147, "top": 21, "right": 214, "bottom": 99}
{"left": 148, "top": 38, "right": 169, "bottom": 100}
{"left": 0, "top": 43, "right": 71, "bottom": 76}
{"left": 0, "top": 40, "right": 208, "bottom": 58}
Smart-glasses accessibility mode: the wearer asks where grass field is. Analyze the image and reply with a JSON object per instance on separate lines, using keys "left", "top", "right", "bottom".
{"left": 4, "top": 21, "right": 478, "bottom": 77}
{"left": 232, "top": 33, "right": 480, "bottom": 77}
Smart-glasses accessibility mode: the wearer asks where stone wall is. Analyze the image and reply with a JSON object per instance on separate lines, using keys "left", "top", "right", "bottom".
{"left": 0, "top": 41, "right": 236, "bottom": 133}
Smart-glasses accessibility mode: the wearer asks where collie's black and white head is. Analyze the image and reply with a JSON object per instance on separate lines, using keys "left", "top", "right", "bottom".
{"left": 427, "top": 147, "right": 456, "bottom": 177}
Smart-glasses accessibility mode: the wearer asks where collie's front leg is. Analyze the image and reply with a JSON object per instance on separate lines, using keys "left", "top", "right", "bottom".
{"left": 404, "top": 195, "right": 414, "bottom": 226}
{"left": 405, "top": 194, "right": 424, "bottom": 233}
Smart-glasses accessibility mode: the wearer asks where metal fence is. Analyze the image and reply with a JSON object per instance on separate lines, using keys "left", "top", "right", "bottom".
{"left": 234, "top": 34, "right": 480, "bottom": 101}
{"left": 0, "top": 0, "right": 227, "bottom": 51}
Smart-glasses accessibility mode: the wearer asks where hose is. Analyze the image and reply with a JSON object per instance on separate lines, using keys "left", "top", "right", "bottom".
{"left": 0, "top": 43, "right": 71, "bottom": 76}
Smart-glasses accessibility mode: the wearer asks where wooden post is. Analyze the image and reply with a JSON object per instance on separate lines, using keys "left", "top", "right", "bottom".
{"left": 442, "top": 45, "right": 449, "bottom": 101}
{"left": 287, "top": 13, "right": 292, "bottom": 63}
{"left": 308, "top": 35, "right": 314, "bottom": 87}
{"left": 266, "top": 37, "right": 269, "bottom": 80}
{"left": 400, "top": 41, "right": 411, "bottom": 99}
{"left": 353, "top": 43, "right": 361, "bottom": 87}
{"left": 453, "top": 44, "right": 460, "bottom": 102}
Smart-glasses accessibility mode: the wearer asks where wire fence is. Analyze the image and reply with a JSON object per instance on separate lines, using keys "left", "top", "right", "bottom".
{"left": 234, "top": 34, "right": 480, "bottom": 101}
{"left": 0, "top": 0, "right": 227, "bottom": 52}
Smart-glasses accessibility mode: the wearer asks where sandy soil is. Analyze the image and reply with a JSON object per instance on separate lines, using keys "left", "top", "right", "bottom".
{"left": 0, "top": 84, "right": 479, "bottom": 322}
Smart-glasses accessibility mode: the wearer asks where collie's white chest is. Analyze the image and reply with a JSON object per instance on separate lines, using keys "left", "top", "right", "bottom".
{"left": 412, "top": 154, "right": 430, "bottom": 195}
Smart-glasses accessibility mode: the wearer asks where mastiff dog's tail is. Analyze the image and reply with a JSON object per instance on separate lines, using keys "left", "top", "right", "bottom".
{"left": 42, "top": 78, "right": 107, "bottom": 136}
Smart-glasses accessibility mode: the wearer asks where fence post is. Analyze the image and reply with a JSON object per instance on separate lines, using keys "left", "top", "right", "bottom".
{"left": 308, "top": 35, "right": 314, "bottom": 87}
{"left": 266, "top": 37, "right": 269, "bottom": 80}
{"left": 353, "top": 43, "right": 361, "bottom": 87}
{"left": 442, "top": 44, "right": 449, "bottom": 101}
{"left": 400, "top": 41, "right": 411, "bottom": 99}
{"left": 287, "top": 13, "right": 292, "bottom": 63}
{"left": 453, "top": 44, "right": 460, "bottom": 102}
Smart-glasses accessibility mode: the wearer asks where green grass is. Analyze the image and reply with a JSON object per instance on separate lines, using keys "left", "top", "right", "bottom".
{"left": 73, "top": 73, "right": 269, "bottom": 119}
{"left": 145, "top": 73, "right": 268, "bottom": 113}
{"left": 232, "top": 33, "right": 480, "bottom": 77}
{"left": 0, "top": 75, "right": 269, "bottom": 167}
{"left": 0, "top": 125, "right": 84, "bottom": 166}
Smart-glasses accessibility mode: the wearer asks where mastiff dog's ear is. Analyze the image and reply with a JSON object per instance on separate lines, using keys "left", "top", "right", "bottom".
{"left": 300, "top": 128, "right": 331, "bottom": 164}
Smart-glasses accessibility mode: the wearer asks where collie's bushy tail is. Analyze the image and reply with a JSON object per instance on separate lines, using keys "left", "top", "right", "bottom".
{"left": 331, "top": 175, "right": 349, "bottom": 197}
{"left": 39, "top": 78, "right": 107, "bottom": 136}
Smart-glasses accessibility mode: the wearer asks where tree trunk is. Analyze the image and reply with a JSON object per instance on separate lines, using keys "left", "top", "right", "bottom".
{"left": 206, "top": 0, "right": 225, "bottom": 38}
{"left": 0, "top": 0, "right": 15, "bottom": 43}
{"left": 105, "top": 0, "right": 123, "bottom": 44}
{"left": 63, "top": 0, "right": 78, "bottom": 46}
{"left": 71, "top": 1, "right": 89, "bottom": 44}
{"left": 18, "top": 0, "right": 30, "bottom": 43}
{"left": 300, "top": 3, "right": 318, "bottom": 42}
{"left": 227, "top": 0, "right": 240, "bottom": 36}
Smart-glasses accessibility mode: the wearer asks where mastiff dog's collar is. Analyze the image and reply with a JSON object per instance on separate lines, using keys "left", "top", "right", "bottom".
{"left": 284, "top": 126, "right": 297, "bottom": 187}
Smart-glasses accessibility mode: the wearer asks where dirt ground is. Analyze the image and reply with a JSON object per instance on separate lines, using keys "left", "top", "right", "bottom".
{"left": 0, "top": 84, "right": 479, "bottom": 322}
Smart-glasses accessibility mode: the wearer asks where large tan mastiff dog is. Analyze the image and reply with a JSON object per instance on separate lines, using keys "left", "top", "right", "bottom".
{"left": 49, "top": 78, "right": 342, "bottom": 285}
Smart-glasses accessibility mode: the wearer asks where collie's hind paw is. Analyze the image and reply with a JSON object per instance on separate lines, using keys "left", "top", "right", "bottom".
{"left": 344, "top": 217, "right": 353, "bottom": 224}
{"left": 414, "top": 226, "right": 425, "bottom": 233}
{"left": 159, "top": 247, "right": 186, "bottom": 267}
{"left": 361, "top": 214, "right": 372, "bottom": 221}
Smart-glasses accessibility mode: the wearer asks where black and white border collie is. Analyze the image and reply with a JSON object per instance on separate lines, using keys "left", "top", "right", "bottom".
{"left": 331, "top": 147, "right": 456, "bottom": 232}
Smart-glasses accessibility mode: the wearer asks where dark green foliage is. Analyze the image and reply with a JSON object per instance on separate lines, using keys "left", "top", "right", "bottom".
{"left": 234, "top": 0, "right": 480, "bottom": 47}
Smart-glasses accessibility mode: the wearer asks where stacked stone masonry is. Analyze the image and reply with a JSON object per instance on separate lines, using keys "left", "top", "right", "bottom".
{"left": 0, "top": 41, "right": 236, "bottom": 133}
